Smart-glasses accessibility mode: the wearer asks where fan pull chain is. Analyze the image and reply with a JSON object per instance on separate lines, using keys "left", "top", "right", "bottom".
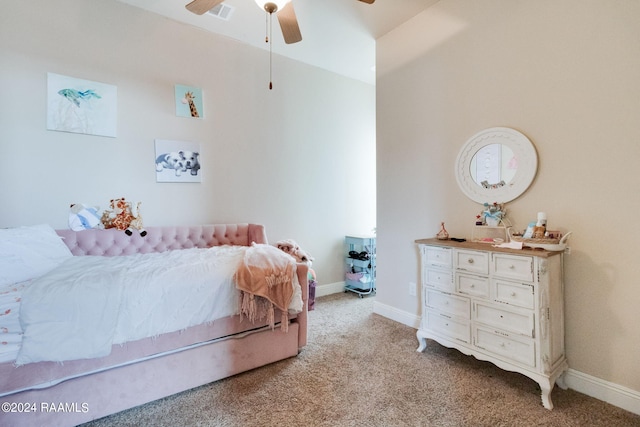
{"left": 269, "top": 12, "right": 273, "bottom": 90}
{"left": 263, "top": 11, "right": 274, "bottom": 90}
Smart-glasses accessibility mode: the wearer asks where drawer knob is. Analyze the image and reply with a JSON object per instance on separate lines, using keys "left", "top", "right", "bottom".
{"left": 511, "top": 292, "right": 517, "bottom": 297}
{"left": 467, "top": 258, "right": 474, "bottom": 264}
{"left": 470, "top": 284, "right": 475, "bottom": 288}
{"left": 509, "top": 265, "right": 515, "bottom": 269}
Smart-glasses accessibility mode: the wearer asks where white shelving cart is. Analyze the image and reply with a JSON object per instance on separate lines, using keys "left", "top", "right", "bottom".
{"left": 344, "top": 235, "right": 376, "bottom": 298}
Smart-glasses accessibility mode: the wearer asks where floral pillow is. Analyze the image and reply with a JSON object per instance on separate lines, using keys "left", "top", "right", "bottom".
{"left": 0, "top": 224, "right": 73, "bottom": 287}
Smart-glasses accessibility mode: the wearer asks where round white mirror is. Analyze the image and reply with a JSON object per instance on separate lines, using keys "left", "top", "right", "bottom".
{"left": 455, "top": 127, "right": 538, "bottom": 204}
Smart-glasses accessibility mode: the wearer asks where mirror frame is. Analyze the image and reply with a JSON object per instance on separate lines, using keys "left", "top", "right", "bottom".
{"left": 455, "top": 127, "right": 538, "bottom": 204}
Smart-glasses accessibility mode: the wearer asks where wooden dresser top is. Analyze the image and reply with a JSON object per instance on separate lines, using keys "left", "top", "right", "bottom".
{"left": 415, "top": 238, "right": 562, "bottom": 258}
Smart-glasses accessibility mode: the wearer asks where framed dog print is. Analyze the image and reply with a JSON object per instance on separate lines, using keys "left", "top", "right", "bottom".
{"left": 155, "top": 139, "right": 202, "bottom": 183}
{"left": 46, "top": 73, "right": 117, "bottom": 138}
{"left": 175, "top": 85, "right": 203, "bottom": 119}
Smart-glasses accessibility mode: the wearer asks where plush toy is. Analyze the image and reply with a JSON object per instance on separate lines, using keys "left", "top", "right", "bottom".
{"left": 275, "top": 239, "right": 314, "bottom": 264}
{"left": 275, "top": 239, "right": 317, "bottom": 310}
{"left": 68, "top": 203, "right": 102, "bottom": 231}
{"left": 101, "top": 198, "right": 146, "bottom": 236}
{"left": 126, "top": 201, "right": 147, "bottom": 237}
{"left": 101, "top": 198, "right": 131, "bottom": 231}
{"left": 275, "top": 238, "right": 316, "bottom": 279}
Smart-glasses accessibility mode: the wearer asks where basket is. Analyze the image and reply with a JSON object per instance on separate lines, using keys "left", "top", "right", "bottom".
{"left": 508, "top": 226, "right": 560, "bottom": 245}
{"left": 346, "top": 272, "right": 365, "bottom": 281}
{"left": 508, "top": 228, "right": 572, "bottom": 251}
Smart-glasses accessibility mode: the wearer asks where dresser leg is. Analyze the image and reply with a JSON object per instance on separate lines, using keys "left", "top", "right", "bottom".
{"left": 539, "top": 380, "right": 554, "bottom": 410}
{"left": 416, "top": 330, "right": 428, "bottom": 352}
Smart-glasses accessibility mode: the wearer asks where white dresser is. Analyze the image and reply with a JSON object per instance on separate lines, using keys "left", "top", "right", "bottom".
{"left": 415, "top": 238, "right": 568, "bottom": 409}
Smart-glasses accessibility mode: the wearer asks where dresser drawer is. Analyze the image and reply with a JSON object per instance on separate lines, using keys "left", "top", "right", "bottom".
{"left": 474, "top": 302, "right": 534, "bottom": 337}
{"left": 455, "top": 249, "right": 489, "bottom": 275}
{"left": 475, "top": 326, "right": 536, "bottom": 367}
{"left": 457, "top": 273, "right": 490, "bottom": 299}
{"left": 424, "top": 245, "right": 452, "bottom": 268}
{"left": 494, "top": 279, "right": 535, "bottom": 309}
{"left": 492, "top": 254, "right": 534, "bottom": 282}
{"left": 425, "top": 311, "right": 470, "bottom": 344}
{"left": 425, "top": 289, "right": 470, "bottom": 319}
{"left": 425, "top": 268, "right": 454, "bottom": 292}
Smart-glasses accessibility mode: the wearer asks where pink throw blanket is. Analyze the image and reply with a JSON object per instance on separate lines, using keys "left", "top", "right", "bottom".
{"left": 234, "top": 244, "right": 296, "bottom": 331}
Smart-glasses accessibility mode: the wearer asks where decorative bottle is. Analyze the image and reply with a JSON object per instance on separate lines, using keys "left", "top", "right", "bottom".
{"left": 436, "top": 222, "right": 449, "bottom": 240}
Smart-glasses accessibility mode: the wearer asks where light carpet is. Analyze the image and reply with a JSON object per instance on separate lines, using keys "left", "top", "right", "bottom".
{"left": 82, "top": 292, "right": 640, "bottom": 426}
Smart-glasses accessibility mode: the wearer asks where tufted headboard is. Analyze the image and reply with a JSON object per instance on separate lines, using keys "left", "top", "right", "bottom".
{"left": 56, "top": 224, "right": 268, "bottom": 256}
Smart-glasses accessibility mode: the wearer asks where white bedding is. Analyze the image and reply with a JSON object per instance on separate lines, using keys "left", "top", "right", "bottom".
{"left": 15, "top": 245, "right": 302, "bottom": 365}
{"left": 0, "top": 281, "right": 28, "bottom": 363}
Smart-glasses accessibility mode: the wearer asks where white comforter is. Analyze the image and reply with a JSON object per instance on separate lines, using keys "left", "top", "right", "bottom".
{"left": 16, "top": 245, "right": 302, "bottom": 365}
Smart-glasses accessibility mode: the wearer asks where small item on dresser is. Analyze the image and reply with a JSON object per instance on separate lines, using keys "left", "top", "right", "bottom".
{"left": 436, "top": 222, "right": 449, "bottom": 240}
{"left": 534, "top": 212, "right": 547, "bottom": 238}
{"left": 450, "top": 237, "right": 466, "bottom": 242}
{"left": 537, "top": 212, "right": 547, "bottom": 229}
{"left": 494, "top": 241, "right": 523, "bottom": 249}
{"left": 533, "top": 226, "right": 546, "bottom": 239}
{"left": 546, "top": 230, "right": 562, "bottom": 239}
{"left": 522, "top": 222, "right": 536, "bottom": 239}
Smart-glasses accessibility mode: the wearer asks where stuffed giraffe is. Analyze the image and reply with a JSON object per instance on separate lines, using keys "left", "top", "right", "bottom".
{"left": 102, "top": 198, "right": 133, "bottom": 231}
{"left": 125, "top": 201, "right": 147, "bottom": 236}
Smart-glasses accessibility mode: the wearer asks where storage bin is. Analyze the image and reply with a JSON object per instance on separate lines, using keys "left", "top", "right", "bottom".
{"left": 472, "top": 225, "right": 507, "bottom": 243}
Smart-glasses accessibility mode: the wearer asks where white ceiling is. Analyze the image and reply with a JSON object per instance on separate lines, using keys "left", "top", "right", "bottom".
{"left": 117, "top": 0, "right": 439, "bottom": 85}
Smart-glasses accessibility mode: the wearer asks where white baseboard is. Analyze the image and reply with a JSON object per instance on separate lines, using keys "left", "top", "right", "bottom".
{"left": 373, "top": 300, "right": 421, "bottom": 329}
{"left": 370, "top": 300, "right": 640, "bottom": 416}
{"left": 315, "top": 281, "right": 346, "bottom": 298}
{"left": 563, "top": 369, "right": 640, "bottom": 415}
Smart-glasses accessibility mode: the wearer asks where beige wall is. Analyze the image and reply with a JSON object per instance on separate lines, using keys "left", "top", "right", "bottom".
{"left": 376, "top": 0, "right": 640, "bottom": 402}
{"left": 0, "top": 0, "right": 376, "bottom": 286}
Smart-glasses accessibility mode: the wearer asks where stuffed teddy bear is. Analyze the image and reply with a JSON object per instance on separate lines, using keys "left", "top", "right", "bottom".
{"left": 275, "top": 239, "right": 316, "bottom": 280}
{"left": 275, "top": 239, "right": 316, "bottom": 309}
{"left": 275, "top": 239, "right": 314, "bottom": 264}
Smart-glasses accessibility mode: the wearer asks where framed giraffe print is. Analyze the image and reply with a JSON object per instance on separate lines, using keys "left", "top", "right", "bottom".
{"left": 154, "top": 139, "right": 202, "bottom": 183}
{"left": 174, "top": 85, "right": 203, "bottom": 119}
{"left": 46, "top": 73, "right": 117, "bottom": 138}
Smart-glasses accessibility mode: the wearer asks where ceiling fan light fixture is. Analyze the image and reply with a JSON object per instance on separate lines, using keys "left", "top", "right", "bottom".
{"left": 254, "top": 0, "right": 291, "bottom": 13}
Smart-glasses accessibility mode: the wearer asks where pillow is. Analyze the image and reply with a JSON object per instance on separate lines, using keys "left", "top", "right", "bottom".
{"left": 0, "top": 224, "right": 73, "bottom": 286}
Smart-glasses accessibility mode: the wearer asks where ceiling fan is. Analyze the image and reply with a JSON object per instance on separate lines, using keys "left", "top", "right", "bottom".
{"left": 185, "top": 0, "right": 375, "bottom": 44}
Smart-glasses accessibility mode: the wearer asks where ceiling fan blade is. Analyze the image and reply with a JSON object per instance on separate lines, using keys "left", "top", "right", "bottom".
{"left": 358, "top": 0, "right": 375, "bottom": 4}
{"left": 185, "top": 0, "right": 225, "bottom": 15}
{"left": 277, "top": 2, "right": 302, "bottom": 44}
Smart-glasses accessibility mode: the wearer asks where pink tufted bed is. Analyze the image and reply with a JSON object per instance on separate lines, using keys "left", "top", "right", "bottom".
{"left": 0, "top": 224, "right": 308, "bottom": 427}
